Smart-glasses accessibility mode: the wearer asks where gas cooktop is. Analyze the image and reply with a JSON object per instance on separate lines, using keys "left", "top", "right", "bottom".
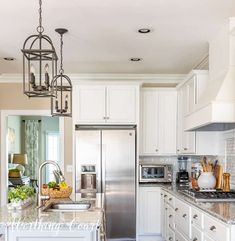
{"left": 179, "top": 189, "right": 235, "bottom": 202}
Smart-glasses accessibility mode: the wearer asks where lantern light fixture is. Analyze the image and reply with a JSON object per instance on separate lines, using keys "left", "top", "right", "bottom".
{"left": 51, "top": 28, "right": 72, "bottom": 117}
{"left": 21, "top": 0, "right": 58, "bottom": 97}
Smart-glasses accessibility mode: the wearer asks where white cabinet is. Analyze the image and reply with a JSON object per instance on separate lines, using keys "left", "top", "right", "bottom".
{"left": 140, "top": 88, "right": 177, "bottom": 155}
{"left": 177, "top": 70, "right": 220, "bottom": 155}
{"left": 8, "top": 230, "right": 98, "bottom": 241}
{"left": 74, "top": 85, "right": 138, "bottom": 124}
{"left": 75, "top": 85, "right": 106, "bottom": 123}
{"left": 106, "top": 86, "right": 138, "bottom": 123}
{"left": 177, "top": 85, "right": 196, "bottom": 154}
{"left": 138, "top": 187, "right": 161, "bottom": 237}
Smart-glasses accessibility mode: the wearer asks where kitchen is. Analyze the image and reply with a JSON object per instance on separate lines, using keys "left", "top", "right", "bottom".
{"left": 1, "top": 1, "right": 235, "bottom": 241}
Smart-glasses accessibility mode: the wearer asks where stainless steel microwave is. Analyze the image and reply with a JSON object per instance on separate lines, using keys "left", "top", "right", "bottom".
{"left": 139, "top": 164, "right": 173, "bottom": 183}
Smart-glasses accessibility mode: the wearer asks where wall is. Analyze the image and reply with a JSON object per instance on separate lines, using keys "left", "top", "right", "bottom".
{"left": 0, "top": 83, "right": 73, "bottom": 186}
{"left": 7, "top": 116, "right": 21, "bottom": 154}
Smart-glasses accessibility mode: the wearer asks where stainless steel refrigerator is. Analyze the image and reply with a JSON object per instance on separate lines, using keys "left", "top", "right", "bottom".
{"left": 75, "top": 125, "right": 136, "bottom": 241}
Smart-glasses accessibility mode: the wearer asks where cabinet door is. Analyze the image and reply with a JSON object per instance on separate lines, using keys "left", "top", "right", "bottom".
{"left": 158, "top": 90, "right": 177, "bottom": 154}
{"left": 76, "top": 86, "right": 106, "bottom": 123}
{"left": 106, "top": 86, "right": 137, "bottom": 123}
{"left": 139, "top": 187, "right": 161, "bottom": 236}
{"left": 140, "top": 89, "right": 159, "bottom": 155}
{"left": 179, "top": 85, "right": 196, "bottom": 154}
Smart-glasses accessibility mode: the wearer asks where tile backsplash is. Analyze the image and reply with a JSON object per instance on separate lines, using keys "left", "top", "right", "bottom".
{"left": 223, "top": 130, "right": 235, "bottom": 188}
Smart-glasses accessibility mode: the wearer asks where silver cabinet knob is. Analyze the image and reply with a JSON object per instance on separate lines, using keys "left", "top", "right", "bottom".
{"left": 182, "top": 213, "right": 187, "bottom": 218}
{"left": 210, "top": 225, "right": 216, "bottom": 232}
{"left": 175, "top": 208, "right": 178, "bottom": 212}
{"left": 193, "top": 214, "right": 198, "bottom": 220}
{"left": 183, "top": 147, "right": 188, "bottom": 151}
{"left": 169, "top": 198, "right": 172, "bottom": 201}
{"left": 169, "top": 237, "right": 173, "bottom": 241}
{"left": 193, "top": 238, "right": 198, "bottom": 241}
{"left": 103, "top": 117, "right": 106, "bottom": 119}
{"left": 106, "top": 117, "right": 110, "bottom": 119}
{"left": 164, "top": 195, "right": 167, "bottom": 197}
{"left": 155, "top": 149, "right": 159, "bottom": 152}
{"left": 169, "top": 215, "right": 172, "bottom": 218}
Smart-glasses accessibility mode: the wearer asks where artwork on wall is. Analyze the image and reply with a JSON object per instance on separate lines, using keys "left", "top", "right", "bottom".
{"left": 8, "top": 127, "right": 16, "bottom": 154}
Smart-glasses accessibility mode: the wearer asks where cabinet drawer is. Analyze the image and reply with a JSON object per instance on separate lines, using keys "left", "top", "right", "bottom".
{"left": 204, "top": 214, "right": 229, "bottom": 241}
{"left": 191, "top": 225, "right": 203, "bottom": 241}
{"left": 191, "top": 207, "right": 203, "bottom": 229}
{"left": 175, "top": 199, "right": 191, "bottom": 238}
{"left": 168, "top": 207, "right": 175, "bottom": 230}
{"left": 167, "top": 193, "right": 175, "bottom": 208}
{"left": 167, "top": 227, "right": 175, "bottom": 241}
{"left": 175, "top": 229, "right": 187, "bottom": 241}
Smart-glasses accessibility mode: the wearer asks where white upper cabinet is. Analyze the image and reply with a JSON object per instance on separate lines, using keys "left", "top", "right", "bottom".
{"left": 140, "top": 88, "right": 177, "bottom": 155}
{"left": 74, "top": 84, "right": 139, "bottom": 124}
{"left": 106, "top": 86, "right": 138, "bottom": 123}
{"left": 177, "top": 85, "right": 196, "bottom": 154}
{"left": 158, "top": 90, "right": 177, "bottom": 154}
{"left": 75, "top": 85, "right": 106, "bottom": 123}
{"left": 177, "top": 70, "right": 220, "bottom": 155}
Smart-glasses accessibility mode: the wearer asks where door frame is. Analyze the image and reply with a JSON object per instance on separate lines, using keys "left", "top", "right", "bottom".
{"left": 0, "top": 109, "right": 64, "bottom": 206}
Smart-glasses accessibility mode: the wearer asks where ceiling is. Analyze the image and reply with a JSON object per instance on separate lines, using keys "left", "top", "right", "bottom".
{"left": 1, "top": 0, "right": 235, "bottom": 75}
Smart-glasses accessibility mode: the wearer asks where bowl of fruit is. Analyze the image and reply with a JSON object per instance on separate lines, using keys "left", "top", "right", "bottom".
{"left": 42, "top": 181, "right": 72, "bottom": 198}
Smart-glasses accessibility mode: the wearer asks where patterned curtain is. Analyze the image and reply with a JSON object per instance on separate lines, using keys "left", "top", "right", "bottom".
{"left": 24, "top": 120, "right": 40, "bottom": 179}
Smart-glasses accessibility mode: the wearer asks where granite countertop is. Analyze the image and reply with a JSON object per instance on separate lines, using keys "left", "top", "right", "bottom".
{"left": 140, "top": 183, "right": 235, "bottom": 225}
{"left": 0, "top": 193, "right": 104, "bottom": 231}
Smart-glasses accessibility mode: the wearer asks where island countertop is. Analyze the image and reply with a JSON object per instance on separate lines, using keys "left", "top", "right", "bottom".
{"left": 0, "top": 193, "right": 104, "bottom": 231}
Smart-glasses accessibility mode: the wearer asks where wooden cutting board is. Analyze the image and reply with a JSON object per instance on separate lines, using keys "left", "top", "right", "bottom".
{"left": 214, "top": 164, "right": 223, "bottom": 189}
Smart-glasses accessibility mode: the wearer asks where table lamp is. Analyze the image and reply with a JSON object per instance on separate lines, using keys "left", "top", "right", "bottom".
{"left": 12, "top": 154, "right": 28, "bottom": 176}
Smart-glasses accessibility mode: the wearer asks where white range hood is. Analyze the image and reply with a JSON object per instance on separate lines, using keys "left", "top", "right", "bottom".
{"left": 185, "top": 17, "right": 235, "bottom": 131}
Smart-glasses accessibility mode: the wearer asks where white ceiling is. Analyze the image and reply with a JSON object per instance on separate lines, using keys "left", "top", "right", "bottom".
{"left": 1, "top": 0, "right": 235, "bottom": 74}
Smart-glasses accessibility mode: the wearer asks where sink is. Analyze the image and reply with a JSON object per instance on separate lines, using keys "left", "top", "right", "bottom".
{"left": 43, "top": 202, "right": 91, "bottom": 212}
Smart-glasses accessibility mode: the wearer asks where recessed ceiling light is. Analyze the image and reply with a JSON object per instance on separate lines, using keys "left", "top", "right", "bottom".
{"left": 138, "top": 28, "right": 151, "bottom": 34}
{"left": 129, "top": 58, "right": 143, "bottom": 62}
{"left": 3, "top": 57, "right": 15, "bottom": 61}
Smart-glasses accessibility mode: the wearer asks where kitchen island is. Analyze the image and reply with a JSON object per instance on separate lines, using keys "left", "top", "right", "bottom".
{"left": 0, "top": 194, "right": 104, "bottom": 241}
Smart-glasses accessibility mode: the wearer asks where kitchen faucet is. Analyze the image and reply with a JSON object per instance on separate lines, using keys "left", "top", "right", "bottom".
{"left": 38, "top": 160, "right": 65, "bottom": 207}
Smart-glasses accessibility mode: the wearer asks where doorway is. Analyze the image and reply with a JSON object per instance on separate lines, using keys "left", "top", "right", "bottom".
{"left": 0, "top": 110, "right": 64, "bottom": 206}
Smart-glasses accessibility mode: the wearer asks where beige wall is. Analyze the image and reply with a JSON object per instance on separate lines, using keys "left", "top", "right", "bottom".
{"left": 0, "top": 83, "right": 73, "bottom": 186}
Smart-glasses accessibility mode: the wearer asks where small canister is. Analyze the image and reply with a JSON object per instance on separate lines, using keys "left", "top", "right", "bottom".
{"left": 222, "top": 173, "right": 231, "bottom": 192}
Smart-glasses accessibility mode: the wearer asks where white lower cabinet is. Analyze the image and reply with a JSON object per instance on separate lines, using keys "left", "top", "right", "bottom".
{"left": 7, "top": 230, "right": 98, "bottom": 241}
{"left": 138, "top": 187, "right": 162, "bottom": 240}
{"left": 146, "top": 188, "right": 232, "bottom": 241}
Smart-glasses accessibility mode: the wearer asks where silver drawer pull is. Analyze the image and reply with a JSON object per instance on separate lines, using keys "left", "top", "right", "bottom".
{"left": 175, "top": 208, "right": 178, "bottom": 212}
{"left": 183, "top": 147, "right": 188, "bottom": 150}
{"left": 193, "top": 214, "right": 198, "bottom": 220}
{"left": 193, "top": 238, "right": 198, "bottom": 241}
{"left": 210, "top": 225, "right": 216, "bottom": 232}
{"left": 182, "top": 213, "right": 187, "bottom": 218}
{"left": 169, "top": 215, "right": 172, "bottom": 218}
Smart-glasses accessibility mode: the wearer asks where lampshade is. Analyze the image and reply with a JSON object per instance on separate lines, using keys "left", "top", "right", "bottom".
{"left": 13, "top": 154, "right": 28, "bottom": 166}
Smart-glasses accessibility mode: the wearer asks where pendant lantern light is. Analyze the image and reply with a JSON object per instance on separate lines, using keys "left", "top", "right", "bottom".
{"left": 51, "top": 28, "right": 72, "bottom": 117}
{"left": 22, "top": 0, "right": 58, "bottom": 97}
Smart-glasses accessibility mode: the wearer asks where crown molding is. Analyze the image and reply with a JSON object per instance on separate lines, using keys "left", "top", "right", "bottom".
{"left": 0, "top": 73, "right": 186, "bottom": 84}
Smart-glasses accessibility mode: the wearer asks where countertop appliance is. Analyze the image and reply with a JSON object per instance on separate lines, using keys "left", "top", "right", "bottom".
{"left": 139, "top": 163, "right": 172, "bottom": 183}
{"left": 177, "top": 157, "right": 189, "bottom": 187}
{"left": 75, "top": 125, "right": 136, "bottom": 241}
{"left": 179, "top": 189, "right": 235, "bottom": 202}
